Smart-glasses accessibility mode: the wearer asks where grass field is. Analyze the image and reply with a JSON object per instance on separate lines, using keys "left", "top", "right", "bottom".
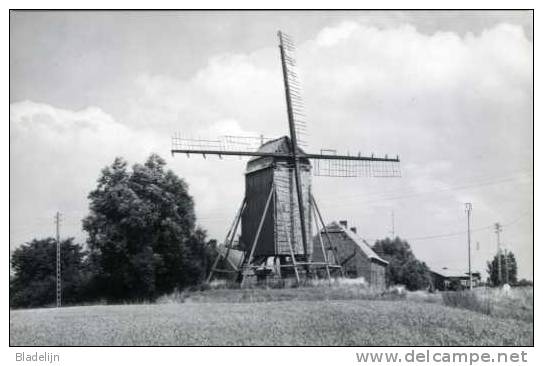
{"left": 10, "top": 286, "right": 533, "bottom": 346}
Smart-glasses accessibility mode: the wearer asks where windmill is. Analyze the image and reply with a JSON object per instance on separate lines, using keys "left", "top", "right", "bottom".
{"left": 172, "top": 31, "right": 401, "bottom": 286}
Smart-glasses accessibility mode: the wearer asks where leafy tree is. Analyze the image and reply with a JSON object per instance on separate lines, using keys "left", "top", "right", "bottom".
{"left": 10, "top": 238, "right": 88, "bottom": 308}
{"left": 82, "top": 154, "right": 207, "bottom": 301}
{"left": 487, "top": 250, "right": 518, "bottom": 286}
{"left": 372, "top": 237, "right": 431, "bottom": 291}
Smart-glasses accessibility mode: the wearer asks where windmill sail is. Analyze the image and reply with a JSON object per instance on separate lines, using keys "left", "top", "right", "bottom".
{"left": 277, "top": 31, "right": 308, "bottom": 149}
{"left": 171, "top": 133, "right": 275, "bottom": 156}
{"left": 172, "top": 131, "right": 401, "bottom": 178}
{"left": 310, "top": 154, "right": 401, "bottom": 177}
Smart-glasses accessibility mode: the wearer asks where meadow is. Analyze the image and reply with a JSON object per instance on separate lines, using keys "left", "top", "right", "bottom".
{"left": 10, "top": 284, "right": 533, "bottom": 346}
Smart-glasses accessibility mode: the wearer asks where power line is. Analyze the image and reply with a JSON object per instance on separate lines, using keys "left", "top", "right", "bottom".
{"left": 403, "top": 211, "right": 531, "bottom": 242}
{"left": 317, "top": 168, "right": 532, "bottom": 200}
{"left": 186, "top": 169, "right": 534, "bottom": 220}
{"left": 317, "top": 173, "right": 532, "bottom": 208}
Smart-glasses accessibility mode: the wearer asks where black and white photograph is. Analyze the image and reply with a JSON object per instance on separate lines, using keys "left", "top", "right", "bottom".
{"left": 9, "top": 9, "right": 533, "bottom": 350}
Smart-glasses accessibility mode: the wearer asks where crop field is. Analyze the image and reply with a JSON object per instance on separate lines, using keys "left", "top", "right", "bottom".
{"left": 10, "top": 286, "right": 533, "bottom": 346}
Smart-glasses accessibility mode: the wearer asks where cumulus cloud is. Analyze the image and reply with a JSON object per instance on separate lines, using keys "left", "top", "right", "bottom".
{"left": 9, "top": 101, "right": 255, "bottom": 249}
{"left": 315, "top": 21, "right": 360, "bottom": 47}
{"left": 10, "top": 102, "right": 163, "bottom": 246}
{"left": 10, "top": 20, "right": 533, "bottom": 278}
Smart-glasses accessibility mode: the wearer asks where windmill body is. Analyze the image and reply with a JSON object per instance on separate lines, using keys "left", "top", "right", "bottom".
{"left": 172, "top": 31, "right": 401, "bottom": 286}
{"left": 242, "top": 136, "right": 313, "bottom": 261}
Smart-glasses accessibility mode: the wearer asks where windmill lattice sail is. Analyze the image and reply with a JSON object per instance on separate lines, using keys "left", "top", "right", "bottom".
{"left": 277, "top": 31, "right": 308, "bottom": 149}
{"left": 172, "top": 133, "right": 275, "bottom": 156}
{"left": 172, "top": 132, "right": 400, "bottom": 177}
{"left": 311, "top": 154, "right": 401, "bottom": 178}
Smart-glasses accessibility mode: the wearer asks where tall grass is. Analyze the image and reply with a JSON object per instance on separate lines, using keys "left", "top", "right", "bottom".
{"left": 442, "top": 290, "right": 492, "bottom": 315}
{"left": 10, "top": 284, "right": 533, "bottom": 346}
{"left": 10, "top": 298, "right": 533, "bottom": 346}
{"left": 157, "top": 279, "right": 406, "bottom": 304}
{"left": 441, "top": 287, "right": 533, "bottom": 322}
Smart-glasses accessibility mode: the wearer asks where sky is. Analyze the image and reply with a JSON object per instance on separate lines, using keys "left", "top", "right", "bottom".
{"left": 10, "top": 10, "right": 533, "bottom": 280}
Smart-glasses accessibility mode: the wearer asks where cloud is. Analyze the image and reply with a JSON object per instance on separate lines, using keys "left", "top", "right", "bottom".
{"left": 10, "top": 20, "right": 533, "bottom": 279}
{"left": 9, "top": 101, "right": 252, "bottom": 250}
{"left": 315, "top": 21, "right": 360, "bottom": 47}
{"left": 9, "top": 101, "right": 165, "bottom": 247}
{"left": 128, "top": 47, "right": 285, "bottom": 137}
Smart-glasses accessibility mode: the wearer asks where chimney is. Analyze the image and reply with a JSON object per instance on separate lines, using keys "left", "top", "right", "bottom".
{"left": 350, "top": 227, "right": 357, "bottom": 234}
{"left": 339, "top": 220, "right": 348, "bottom": 228}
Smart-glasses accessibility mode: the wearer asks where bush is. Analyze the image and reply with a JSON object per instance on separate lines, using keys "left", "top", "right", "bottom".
{"left": 442, "top": 290, "right": 492, "bottom": 315}
{"left": 441, "top": 287, "right": 533, "bottom": 322}
{"left": 514, "top": 279, "right": 533, "bottom": 287}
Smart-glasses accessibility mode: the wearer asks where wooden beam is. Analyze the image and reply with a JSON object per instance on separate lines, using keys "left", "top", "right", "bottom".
{"left": 311, "top": 194, "right": 344, "bottom": 277}
{"left": 286, "top": 234, "right": 301, "bottom": 285}
{"left": 312, "top": 200, "right": 331, "bottom": 284}
{"left": 206, "top": 197, "right": 246, "bottom": 283}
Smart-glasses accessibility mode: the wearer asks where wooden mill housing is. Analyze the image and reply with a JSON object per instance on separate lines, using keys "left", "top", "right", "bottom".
{"left": 241, "top": 136, "right": 313, "bottom": 264}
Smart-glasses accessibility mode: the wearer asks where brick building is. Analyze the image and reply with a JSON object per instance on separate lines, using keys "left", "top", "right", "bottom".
{"left": 312, "top": 221, "right": 388, "bottom": 288}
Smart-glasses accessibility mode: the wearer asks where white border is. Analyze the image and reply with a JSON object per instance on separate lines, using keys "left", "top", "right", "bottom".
{"left": 2, "top": 2, "right": 539, "bottom": 365}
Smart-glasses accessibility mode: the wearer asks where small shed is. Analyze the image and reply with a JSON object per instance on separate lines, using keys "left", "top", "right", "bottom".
{"left": 312, "top": 221, "right": 388, "bottom": 288}
{"left": 430, "top": 268, "right": 482, "bottom": 291}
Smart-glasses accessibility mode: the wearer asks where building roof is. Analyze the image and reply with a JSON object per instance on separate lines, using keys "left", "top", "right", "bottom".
{"left": 323, "top": 221, "right": 388, "bottom": 265}
{"left": 431, "top": 268, "right": 481, "bottom": 278}
{"left": 248, "top": 136, "right": 307, "bottom": 160}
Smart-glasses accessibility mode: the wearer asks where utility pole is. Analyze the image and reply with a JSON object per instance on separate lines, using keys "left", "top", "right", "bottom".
{"left": 504, "top": 242, "right": 509, "bottom": 285}
{"left": 465, "top": 203, "right": 472, "bottom": 290}
{"left": 391, "top": 211, "right": 395, "bottom": 238}
{"left": 494, "top": 222, "right": 502, "bottom": 286}
{"left": 55, "top": 212, "right": 62, "bottom": 308}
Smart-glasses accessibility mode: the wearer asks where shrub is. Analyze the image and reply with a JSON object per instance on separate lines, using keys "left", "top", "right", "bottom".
{"left": 442, "top": 290, "right": 492, "bottom": 315}
{"left": 514, "top": 279, "right": 533, "bottom": 287}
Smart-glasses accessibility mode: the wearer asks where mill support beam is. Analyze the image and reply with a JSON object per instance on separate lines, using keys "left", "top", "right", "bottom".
{"left": 207, "top": 198, "right": 246, "bottom": 283}
{"left": 311, "top": 194, "right": 343, "bottom": 276}
{"left": 312, "top": 202, "right": 331, "bottom": 283}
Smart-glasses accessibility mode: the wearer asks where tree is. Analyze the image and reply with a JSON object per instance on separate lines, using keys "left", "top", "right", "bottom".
{"left": 372, "top": 237, "right": 431, "bottom": 291}
{"left": 10, "top": 238, "right": 88, "bottom": 308}
{"left": 82, "top": 154, "right": 208, "bottom": 301}
{"left": 487, "top": 250, "right": 518, "bottom": 286}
